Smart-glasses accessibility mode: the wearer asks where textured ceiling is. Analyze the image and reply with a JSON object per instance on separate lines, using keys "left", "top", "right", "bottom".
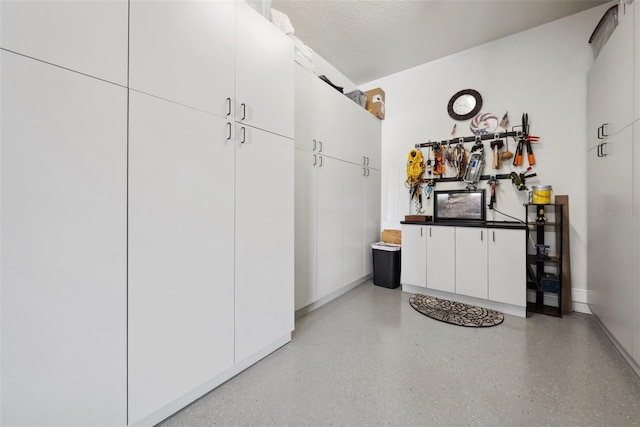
{"left": 271, "top": 0, "right": 609, "bottom": 85}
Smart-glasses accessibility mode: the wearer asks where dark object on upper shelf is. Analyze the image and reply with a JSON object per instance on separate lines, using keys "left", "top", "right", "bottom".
{"left": 318, "top": 75, "right": 343, "bottom": 93}
{"left": 589, "top": 4, "right": 618, "bottom": 59}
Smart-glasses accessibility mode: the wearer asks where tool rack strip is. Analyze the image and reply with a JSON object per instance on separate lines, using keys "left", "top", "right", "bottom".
{"left": 415, "top": 129, "right": 527, "bottom": 184}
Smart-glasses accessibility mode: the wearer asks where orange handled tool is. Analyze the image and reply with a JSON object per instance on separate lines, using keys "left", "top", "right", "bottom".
{"left": 526, "top": 140, "right": 535, "bottom": 165}
{"left": 513, "top": 139, "right": 523, "bottom": 166}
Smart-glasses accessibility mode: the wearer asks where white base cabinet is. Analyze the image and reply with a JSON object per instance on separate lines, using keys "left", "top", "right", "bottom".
{"left": 401, "top": 223, "right": 526, "bottom": 316}
{"left": 1, "top": 51, "right": 128, "bottom": 427}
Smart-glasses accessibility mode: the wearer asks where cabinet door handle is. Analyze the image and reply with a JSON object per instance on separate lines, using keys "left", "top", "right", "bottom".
{"left": 240, "top": 126, "right": 246, "bottom": 144}
{"left": 366, "top": 168, "right": 370, "bottom": 177}
{"left": 318, "top": 141, "right": 323, "bottom": 152}
{"left": 319, "top": 156, "right": 323, "bottom": 167}
{"left": 597, "top": 125, "right": 603, "bottom": 140}
{"left": 429, "top": 228, "right": 432, "bottom": 237}
{"left": 601, "top": 123, "right": 609, "bottom": 138}
{"left": 492, "top": 231, "right": 495, "bottom": 242}
{"left": 366, "top": 156, "right": 370, "bottom": 165}
{"left": 313, "top": 154, "right": 317, "bottom": 166}
{"left": 363, "top": 156, "right": 366, "bottom": 165}
{"left": 363, "top": 168, "right": 366, "bottom": 176}
{"left": 241, "top": 103, "right": 246, "bottom": 121}
{"left": 226, "top": 98, "right": 231, "bottom": 116}
{"left": 313, "top": 139, "right": 317, "bottom": 151}
{"left": 481, "top": 230, "right": 483, "bottom": 241}
{"left": 420, "top": 227, "right": 423, "bottom": 237}
{"left": 226, "top": 122, "right": 231, "bottom": 140}
{"left": 600, "top": 142, "right": 608, "bottom": 157}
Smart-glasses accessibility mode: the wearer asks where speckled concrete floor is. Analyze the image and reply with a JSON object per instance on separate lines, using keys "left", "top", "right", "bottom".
{"left": 158, "top": 281, "right": 640, "bottom": 426}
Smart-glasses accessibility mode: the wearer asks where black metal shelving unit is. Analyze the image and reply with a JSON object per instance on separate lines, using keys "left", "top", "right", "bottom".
{"left": 525, "top": 203, "right": 563, "bottom": 317}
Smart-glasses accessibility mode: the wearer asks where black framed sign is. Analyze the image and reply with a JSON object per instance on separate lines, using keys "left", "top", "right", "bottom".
{"left": 433, "top": 190, "right": 486, "bottom": 222}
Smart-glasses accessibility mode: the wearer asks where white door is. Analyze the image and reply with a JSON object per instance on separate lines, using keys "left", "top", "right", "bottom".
{"left": 400, "top": 225, "right": 427, "bottom": 288}
{"left": 129, "top": 0, "right": 235, "bottom": 117}
{"left": 313, "top": 76, "right": 348, "bottom": 160}
{"left": 235, "top": 1, "right": 294, "bottom": 138}
{"left": 1, "top": 52, "right": 127, "bottom": 426}
{"left": 455, "top": 227, "right": 488, "bottom": 299}
{"left": 128, "top": 92, "right": 235, "bottom": 424}
{"left": 362, "top": 111, "right": 382, "bottom": 170}
{"left": 588, "top": 127, "right": 634, "bottom": 354}
{"left": 294, "top": 63, "right": 320, "bottom": 152}
{"left": 0, "top": 0, "right": 128, "bottom": 85}
{"left": 294, "top": 148, "right": 318, "bottom": 310}
{"left": 316, "top": 156, "right": 345, "bottom": 299}
{"left": 426, "top": 226, "right": 456, "bottom": 293}
{"left": 488, "top": 228, "right": 526, "bottom": 307}
{"left": 586, "top": 6, "right": 634, "bottom": 150}
{"left": 343, "top": 163, "right": 366, "bottom": 285}
{"left": 235, "top": 125, "right": 294, "bottom": 363}
{"left": 364, "top": 169, "right": 382, "bottom": 276}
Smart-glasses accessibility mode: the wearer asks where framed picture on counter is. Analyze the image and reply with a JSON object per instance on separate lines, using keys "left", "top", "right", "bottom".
{"left": 433, "top": 190, "right": 486, "bottom": 222}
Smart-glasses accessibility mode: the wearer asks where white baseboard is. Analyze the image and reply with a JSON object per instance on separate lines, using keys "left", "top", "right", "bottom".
{"left": 526, "top": 287, "right": 592, "bottom": 314}
{"left": 295, "top": 275, "right": 371, "bottom": 319}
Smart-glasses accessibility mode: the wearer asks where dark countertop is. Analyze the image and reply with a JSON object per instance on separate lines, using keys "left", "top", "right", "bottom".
{"left": 400, "top": 220, "right": 527, "bottom": 230}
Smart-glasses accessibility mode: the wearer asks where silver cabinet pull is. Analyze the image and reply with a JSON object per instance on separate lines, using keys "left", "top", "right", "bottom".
{"left": 597, "top": 142, "right": 608, "bottom": 157}
{"left": 318, "top": 141, "right": 323, "bottom": 152}
{"left": 319, "top": 156, "right": 323, "bottom": 167}
{"left": 492, "top": 231, "right": 495, "bottom": 242}
{"left": 240, "top": 126, "right": 246, "bottom": 144}
{"left": 362, "top": 168, "right": 366, "bottom": 176}
{"left": 241, "top": 103, "right": 246, "bottom": 120}
{"left": 363, "top": 156, "right": 366, "bottom": 165}
{"left": 420, "top": 227, "right": 423, "bottom": 237}
{"left": 366, "top": 156, "right": 370, "bottom": 165}
{"left": 226, "top": 122, "right": 231, "bottom": 140}
{"left": 429, "top": 228, "right": 432, "bottom": 237}
{"left": 313, "top": 154, "right": 317, "bottom": 166}
{"left": 366, "top": 168, "right": 370, "bottom": 177}
{"left": 313, "top": 139, "right": 317, "bottom": 151}
{"left": 481, "top": 230, "right": 483, "bottom": 241}
{"left": 226, "top": 97, "right": 231, "bottom": 116}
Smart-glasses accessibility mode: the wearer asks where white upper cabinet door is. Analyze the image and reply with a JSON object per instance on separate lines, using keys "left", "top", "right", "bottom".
{"left": 586, "top": 3, "right": 634, "bottom": 149}
{"left": 1, "top": 52, "right": 127, "bottom": 426}
{"left": 635, "top": 2, "right": 640, "bottom": 122}
{"left": 362, "top": 110, "right": 382, "bottom": 170}
{"left": 129, "top": 0, "right": 235, "bottom": 117}
{"left": 294, "top": 63, "right": 319, "bottom": 152}
{"left": 235, "top": 1, "right": 294, "bottom": 138}
{"left": 0, "top": 0, "right": 128, "bottom": 85}
{"left": 235, "top": 125, "right": 294, "bottom": 363}
{"left": 313, "top": 76, "right": 349, "bottom": 160}
{"left": 128, "top": 92, "right": 235, "bottom": 424}
{"left": 487, "top": 228, "right": 526, "bottom": 307}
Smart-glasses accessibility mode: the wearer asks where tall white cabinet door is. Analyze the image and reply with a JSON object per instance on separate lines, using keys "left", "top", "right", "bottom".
{"left": 426, "top": 226, "right": 456, "bottom": 293}
{"left": 236, "top": 1, "right": 294, "bottom": 138}
{"left": 634, "top": 120, "right": 640, "bottom": 364}
{"left": 235, "top": 125, "right": 294, "bottom": 363}
{"left": 588, "top": 127, "right": 634, "bottom": 354}
{"left": 400, "top": 225, "right": 427, "bottom": 288}
{"left": 586, "top": 5, "right": 634, "bottom": 149}
{"left": 364, "top": 169, "right": 382, "bottom": 276}
{"left": 314, "top": 78, "right": 348, "bottom": 160}
{"left": 488, "top": 229, "right": 526, "bottom": 306}
{"left": 294, "top": 63, "right": 319, "bottom": 152}
{"left": 129, "top": 0, "right": 235, "bottom": 117}
{"left": 1, "top": 52, "right": 127, "bottom": 426}
{"left": 344, "top": 164, "right": 366, "bottom": 285}
{"left": 0, "top": 0, "right": 128, "bottom": 85}
{"left": 362, "top": 111, "right": 382, "bottom": 170}
{"left": 316, "top": 156, "right": 345, "bottom": 299}
{"left": 636, "top": 2, "right": 640, "bottom": 122}
{"left": 455, "top": 227, "right": 488, "bottom": 299}
{"left": 294, "top": 149, "right": 318, "bottom": 310}
{"left": 128, "top": 92, "right": 235, "bottom": 424}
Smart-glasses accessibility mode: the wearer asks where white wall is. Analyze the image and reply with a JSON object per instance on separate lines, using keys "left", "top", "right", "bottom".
{"left": 360, "top": 3, "right": 611, "bottom": 303}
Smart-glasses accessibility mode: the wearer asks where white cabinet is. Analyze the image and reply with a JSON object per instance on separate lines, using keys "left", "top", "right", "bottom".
{"left": 362, "top": 111, "right": 382, "bottom": 170}
{"left": 488, "top": 228, "right": 526, "bottom": 307}
{"left": 235, "top": 124, "right": 294, "bottom": 363}
{"left": 0, "top": 0, "right": 128, "bottom": 85}
{"left": 344, "top": 163, "right": 367, "bottom": 285}
{"left": 316, "top": 155, "right": 345, "bottom": 300}
{"left": 587, "top": 126, "right": 634, "bottom": 354}
{"left": 455, "top": 227, "right": 489, "bottom": 299}
{"left": 364, "top": 168, "right": 382, "bottom": 276}
{"left": 400, "top": 225, "right": 427, "bottom": 288}
{"left": 586, "top": 1, "right": 634, "bottom": 150}
{"left": 293, "top": 63, "right": 381, "bottom": 311}
{"left": 128, "top": 92, "right": 235, "bottom": 424}
{"left": 235, "top": 1, "right": 294, "bottom": 138}
{"left": 426, "top": 226, "right": 456, "bottom": 293}
{"left": 129, "top": 0, "right": 235, "bottom": 118}
{"left": 1, "top": 52, "right": 127, "bottom": 426}
{"left": 294, "top": 149, "right": 318, "bottom": 310}
{"left": 634, "top": 2, "right": 640, "bottom": 122}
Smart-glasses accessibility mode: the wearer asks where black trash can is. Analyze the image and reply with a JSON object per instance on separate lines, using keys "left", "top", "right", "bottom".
{"left": 371, "top": 242, "right": 401, "bottom": 288}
